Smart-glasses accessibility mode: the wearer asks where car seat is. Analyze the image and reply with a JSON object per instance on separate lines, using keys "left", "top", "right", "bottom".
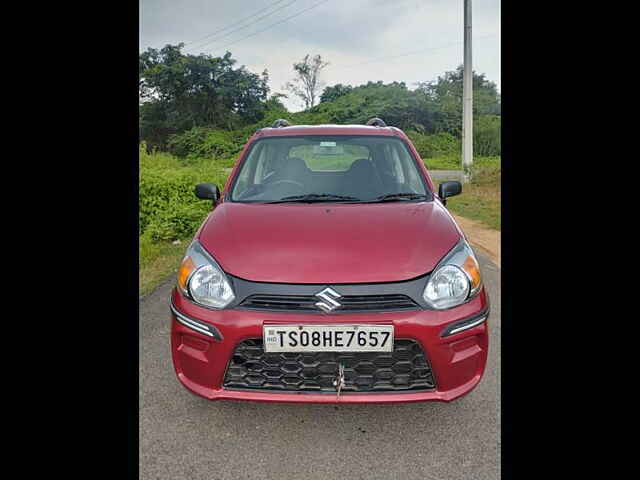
{"left": 343, "top": 158, "right": 384, "bottom": 199}
{"left": 271, "top": 157, "right": 312, "bottom": 186}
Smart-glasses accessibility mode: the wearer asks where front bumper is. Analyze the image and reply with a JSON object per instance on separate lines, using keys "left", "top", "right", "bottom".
{"left": 170, "top": 287, "right": 489, "bottom": 403}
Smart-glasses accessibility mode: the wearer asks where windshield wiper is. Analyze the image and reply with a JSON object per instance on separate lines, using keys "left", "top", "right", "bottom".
{"left": 365, "top": 192, "right": 429, "bottom": 203}
{"left": 266, "top": 193, "right": 362, "bottom": 204}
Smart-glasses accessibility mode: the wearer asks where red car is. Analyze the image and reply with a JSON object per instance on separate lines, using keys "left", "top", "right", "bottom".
{"left": 170, "top": 118, "right": 489, "bottom": 403}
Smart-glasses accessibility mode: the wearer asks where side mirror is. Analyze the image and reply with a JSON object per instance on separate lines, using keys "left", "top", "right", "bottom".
{"left": 195, "top": 183, "right": 220, "bottom": 205}
{"left": 438, "top": 181, "right": 462, "bottom": 206}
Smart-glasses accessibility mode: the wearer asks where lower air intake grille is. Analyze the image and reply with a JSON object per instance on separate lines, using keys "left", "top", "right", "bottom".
{"left": 223, "top": 338, "right": 435, "bottom": 393}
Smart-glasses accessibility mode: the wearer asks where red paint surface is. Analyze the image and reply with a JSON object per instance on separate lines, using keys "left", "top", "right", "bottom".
{"left": 198, "top": 201, "right": 460, "bottom": 283}
{"left": 171, "top": 124, "right": 490, "bottom": 403}
{"left": 170, "top": 286, "right": 489, "bottom": 403}
{"left": 201, "top": 125, "right": 457, "bottom": 283}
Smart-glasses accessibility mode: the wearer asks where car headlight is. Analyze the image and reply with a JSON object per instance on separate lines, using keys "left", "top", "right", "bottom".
{"left": 176, "top": 240, "right": 235, "bottom": 309}
{"left": 423, "top": 239, "right": 482, "bottom": 310}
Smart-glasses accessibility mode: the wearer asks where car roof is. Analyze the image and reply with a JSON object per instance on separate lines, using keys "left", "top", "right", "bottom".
{"left": 256, "top": 124, "right": 405, "bottom": 138}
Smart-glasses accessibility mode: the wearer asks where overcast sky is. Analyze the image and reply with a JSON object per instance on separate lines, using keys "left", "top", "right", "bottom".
{"left": 140, "top": 0, "right": 500, "bottom": 112}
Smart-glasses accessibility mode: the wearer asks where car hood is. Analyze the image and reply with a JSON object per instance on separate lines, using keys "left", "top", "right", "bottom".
{"left": 198, "top": 201, "right": 462, "bottom": 284}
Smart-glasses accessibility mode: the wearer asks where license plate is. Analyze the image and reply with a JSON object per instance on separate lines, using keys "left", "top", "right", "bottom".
{"left": 263, "top": 324, "right": 394, "bottom": 353}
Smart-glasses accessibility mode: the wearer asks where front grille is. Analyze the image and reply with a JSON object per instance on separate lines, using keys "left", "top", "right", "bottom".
{"left": 223, "top": 338, "right": 435, "bottom": 393}
{"left": 238, "top": 294, "right": 419, "bottom": 313}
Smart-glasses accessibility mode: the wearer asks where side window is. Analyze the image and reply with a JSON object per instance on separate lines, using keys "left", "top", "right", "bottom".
{"left": 394, "top": 143, "right": 423, "bottom": 192}
{"left": 405, "top": 164, "right": 423, "bottom": 192}
{"left": 234, "top": 164, "right": 250, "bottom": 193}
{"left": 255, "top": 146, "right": 280, "bottom": 185}
{"left": 235, "top": 144, "right": 262, "bottom": 191}
{"left": 260, "top": 145, "right": 279, "bottom": 182}
{"left": 388, "top": 145, "right": 405, "bottom": 183}
{"left": 254, "top": 149, "right": 265, "bottom": 184}
{"left": 257, "top": 144, "right": 287, "bottom": 183}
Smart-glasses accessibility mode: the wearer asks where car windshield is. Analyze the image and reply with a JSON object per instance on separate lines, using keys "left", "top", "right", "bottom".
{"left": 230, "top": 136, "right": 431, "bottom": 203}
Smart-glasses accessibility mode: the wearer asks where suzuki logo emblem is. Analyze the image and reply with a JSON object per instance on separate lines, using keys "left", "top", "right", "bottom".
{"left": 314, "top": 287, "right": 342, "bottom": 313}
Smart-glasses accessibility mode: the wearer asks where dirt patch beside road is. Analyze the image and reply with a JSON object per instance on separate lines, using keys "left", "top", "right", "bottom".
{"left": 452, "top": 214, "right": 501, "bottom": 268}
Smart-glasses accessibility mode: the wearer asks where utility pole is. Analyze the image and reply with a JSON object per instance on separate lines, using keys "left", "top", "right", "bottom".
{"left": 462, "top": 0, "right": 473, "bottom": 181}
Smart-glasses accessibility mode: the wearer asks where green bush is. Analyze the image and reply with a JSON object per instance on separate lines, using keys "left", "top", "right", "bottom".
{"left": 473, "top": 115, "right": 501, "bottom": 156}
{"left": 406, "top": 131, "right": 461, "bottom": 158}
{"left": 164, "top": 102, "right": 301, "bottom": 161}
{"left": 407, "top": 116, "right": 500, "bottom": 162}
{"left": 139, "top": 145, "right": 228, "bottom": 241}
{"left": 167, "top": 127, "right": 242, "bottom": 159}
{"left": 139, "top": 169, "right": 202, "bottom": 235}
{"left": 146, "top": 203, "right": 210, "bottom": 242}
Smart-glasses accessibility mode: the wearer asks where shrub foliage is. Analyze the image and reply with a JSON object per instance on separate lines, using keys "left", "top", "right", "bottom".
{"left": 139, "top": 144, "right": 230, "bottom": 242}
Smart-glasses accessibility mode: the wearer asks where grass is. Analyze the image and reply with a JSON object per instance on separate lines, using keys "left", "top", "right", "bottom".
{"left": 441, "top": 159, "right": 501, "bottom": 231}
{"left": 424, "top": 154, "right": 461, "bottom": 170}
{"left": 425, "top": 154, "right": 500, "bottom": 171}
{"left": 139, "top": 232, "right": 188, "bottom": 296}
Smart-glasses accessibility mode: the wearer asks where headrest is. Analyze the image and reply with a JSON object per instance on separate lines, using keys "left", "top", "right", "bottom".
{"left": 283, "top": 157, "right": 307, "bottom": 168}
{"left": 349, "top": 158, "right": 374, "bottom": 172}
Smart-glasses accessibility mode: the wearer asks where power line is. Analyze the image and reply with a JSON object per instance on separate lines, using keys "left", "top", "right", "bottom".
{"left": 331, "top": 34, "right": 496, "bottom": 70}
{"left": 205, "top": 0, "right": 331, "bottom": 55}
{"left": 185, "top": 0, "right": 299, "bottom": 52}
{"left": 183, "top": 0, "right": 291, "bottom": 47}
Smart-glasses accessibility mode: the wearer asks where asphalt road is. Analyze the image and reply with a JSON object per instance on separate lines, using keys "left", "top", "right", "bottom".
{"left": 139, "top": 254, "right": 500, "bottom": 480}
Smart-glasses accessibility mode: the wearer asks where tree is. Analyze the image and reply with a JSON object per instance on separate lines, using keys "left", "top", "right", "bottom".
{"left": 139, "top": 44, "right": 270, "bottom": 149}
{"left": 320, "top": 83, "right": 353, "bottom": 103}
{"left": 415, "top": 65, "right": 500, "bottom": 136}
{"left": 284, "top": 54, "right": 329, "bottom": 109}
{"left": 265, "top": 93, "right": 288, "bottom": 111}
{"left": 309, "top": 81, "right": 435, "bottom": 132}
{"left": 473, "top": 115, "right": 501, "bottom": 156}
